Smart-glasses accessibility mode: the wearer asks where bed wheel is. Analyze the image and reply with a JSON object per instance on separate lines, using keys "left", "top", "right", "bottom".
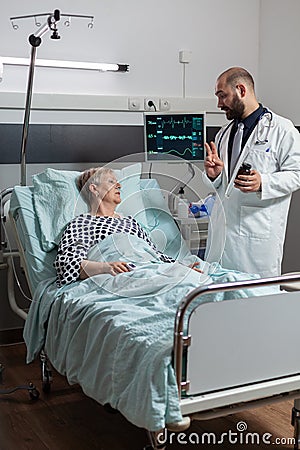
{"left": 42, "top": 379, "right": 51, "bottom": 394}
{"left": 40, "top": 352, "right": 52, "bottom": 393}
{"left": 41, "top": 368, "right": 52, "bottom": 393}
{"left": 145, "top": 431, "right": 166, "bottom": 450}
{"left": 143, "top": 446, "right": 165, "bottom": 450}
{"left": 292, "top": 407, "right": 300, "bottom": 449}
{"left": 0, "top": 382, "right": 39, "bottom": 399}
{"left": 29, "top": 383, "right": 40, "bottom": 400}
{"left": 0, "top": 365, "right": 39, "bottom": 400}
{"left": 294, "top": 423, "right": 300, "bottom": 450}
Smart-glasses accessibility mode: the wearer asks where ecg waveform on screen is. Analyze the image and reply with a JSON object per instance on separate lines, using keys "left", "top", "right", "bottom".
{"left": 148, "top": 117, "right": 202, "bottom": 130}
{"left": 148, "top": 118, "right": 192, "bottom": 128}
{"left": 149, "top": 147, "right": 197, "bottom": 157}
{"left": 147, "top": 134, "right": 197, "bottom": 141}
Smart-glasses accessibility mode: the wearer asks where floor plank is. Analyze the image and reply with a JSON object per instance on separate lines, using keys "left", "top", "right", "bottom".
{"left": 0, "top": 343, "right": 296, "bottom": 449}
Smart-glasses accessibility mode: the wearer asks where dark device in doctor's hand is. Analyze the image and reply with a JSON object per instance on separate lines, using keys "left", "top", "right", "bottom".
{"left": 234, "top": 163, "right": 252, "bottom": 186}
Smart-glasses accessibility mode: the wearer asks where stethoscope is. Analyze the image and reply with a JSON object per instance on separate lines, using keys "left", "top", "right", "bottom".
{"left": 254, "top": 109, "right": 273, "bottom": 144}
{"left": 217, "top": 108, "right": 273, "bottom": 152}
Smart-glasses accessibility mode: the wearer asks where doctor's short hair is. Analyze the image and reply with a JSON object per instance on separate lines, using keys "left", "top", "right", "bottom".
{"left": 77, "top": 167, "right": 115, "bottom": 203}
{"left": 219, "top": 67, "right": 255, "bottom": 92}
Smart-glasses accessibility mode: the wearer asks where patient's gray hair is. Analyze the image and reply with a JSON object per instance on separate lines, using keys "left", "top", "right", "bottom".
{"left": 77, "top": 167, "right": 115, "bottom": 204}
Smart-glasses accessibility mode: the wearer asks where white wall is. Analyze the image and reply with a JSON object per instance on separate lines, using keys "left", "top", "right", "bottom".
{"left": 0, "top": 0, "right": 260, "bottom": 97}
{"left": 258, "top": 0, "right": 300, "bottom": 123}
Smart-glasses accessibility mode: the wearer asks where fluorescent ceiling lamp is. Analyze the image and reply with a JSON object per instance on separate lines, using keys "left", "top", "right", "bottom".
{"left": 0, "top": 56, "right": 129, "bottom": 72}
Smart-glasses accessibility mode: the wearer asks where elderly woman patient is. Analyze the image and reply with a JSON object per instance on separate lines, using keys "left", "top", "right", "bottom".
{"left": 54, "top": 167, "right": 201, "bottom": 286}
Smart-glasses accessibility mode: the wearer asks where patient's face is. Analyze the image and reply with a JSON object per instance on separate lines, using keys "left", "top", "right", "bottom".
{"left": 98, "top": 172, "right": 121, "bottom": 205}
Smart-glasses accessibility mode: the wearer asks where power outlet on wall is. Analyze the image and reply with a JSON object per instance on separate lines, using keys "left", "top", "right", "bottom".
{"left": 128, "top": 97, "right": 142, "bottom": 110}
{"left": 144, "top": 97, "right": 159, "bottom": 111}
{"left": 159, "top": 98, "right": 170, "bottom": 111}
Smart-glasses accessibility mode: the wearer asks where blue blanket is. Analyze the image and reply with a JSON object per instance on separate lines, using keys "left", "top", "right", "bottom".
{"left": 24, "top": 233, "right": 279, "bottom": 431}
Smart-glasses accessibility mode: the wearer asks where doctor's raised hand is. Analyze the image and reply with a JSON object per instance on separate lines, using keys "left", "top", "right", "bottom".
{"left": 204, "top": 141, "right": 224, "bottom": 180}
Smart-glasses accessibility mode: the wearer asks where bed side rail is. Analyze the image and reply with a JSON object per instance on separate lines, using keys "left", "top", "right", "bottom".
{"left": 173, "top": 273, "right": 300, "bottom": 397}
{"left": 0, "top": 187, "right": 28, "bottom": 320}
{"left": 0, "top": 188, "right": 14, "bottom": 263}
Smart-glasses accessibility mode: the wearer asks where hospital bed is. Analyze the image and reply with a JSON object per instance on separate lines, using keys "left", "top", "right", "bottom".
{"left": 2, "top": 164, "right": 300, "bottom": 449}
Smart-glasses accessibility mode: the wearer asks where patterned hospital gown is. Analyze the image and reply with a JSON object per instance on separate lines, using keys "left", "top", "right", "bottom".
{"left": 54, "top": 214, "right": 175, "bottom": 286}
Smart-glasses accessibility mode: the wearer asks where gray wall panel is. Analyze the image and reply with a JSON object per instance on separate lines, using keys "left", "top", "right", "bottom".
{"left": 0, "top": 124, "right": 144, "bottom": 164}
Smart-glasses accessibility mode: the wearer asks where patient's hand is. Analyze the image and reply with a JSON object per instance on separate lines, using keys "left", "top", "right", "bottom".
{"left": 189, "top": 262, "right": 204, "bottom": 273}
{"left": 80, "top": 260, "right": 130, "bottom": 279}
{"left": 107, "top": 261, "right": 131, "bottom": 275}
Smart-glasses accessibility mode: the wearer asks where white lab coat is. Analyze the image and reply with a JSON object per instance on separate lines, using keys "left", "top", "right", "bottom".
{"left": 203, "top": 110, "right": 300, "bottom": 277}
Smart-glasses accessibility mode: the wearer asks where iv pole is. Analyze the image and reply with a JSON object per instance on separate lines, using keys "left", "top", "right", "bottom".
{"left": 0, "top": 13, "right": 57, "bottom": 395}
{"left": 20, "top": 9, "right": 61, "bottom": 186}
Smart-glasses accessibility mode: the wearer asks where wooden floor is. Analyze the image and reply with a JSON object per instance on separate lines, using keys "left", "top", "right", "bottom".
{"left": 0, "top": 343, "right": 296, "bottom": 450}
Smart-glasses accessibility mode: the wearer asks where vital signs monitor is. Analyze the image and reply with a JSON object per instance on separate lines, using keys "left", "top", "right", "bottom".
{"left": 144, "top": 112, "right": 206, "bottom": 162}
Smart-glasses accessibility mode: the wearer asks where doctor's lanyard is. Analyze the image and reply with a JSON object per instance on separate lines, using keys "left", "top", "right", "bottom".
{"left": 217, "top": 108, "right": 273, "bottom": 153}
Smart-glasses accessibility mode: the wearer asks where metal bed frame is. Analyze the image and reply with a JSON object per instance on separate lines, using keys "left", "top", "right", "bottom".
{"left": 0, "top": 187, "right": 39, "bottom": 399}
{"left": 2, "top": 186, "right": 300, "bottom": 449}
{"left": 174, "top": 275, "right": 300, "bottom": 449}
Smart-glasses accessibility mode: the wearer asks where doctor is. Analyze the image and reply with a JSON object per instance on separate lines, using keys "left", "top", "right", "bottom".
{"left": 203, "top": 67, "right": 300, "bottom": 277}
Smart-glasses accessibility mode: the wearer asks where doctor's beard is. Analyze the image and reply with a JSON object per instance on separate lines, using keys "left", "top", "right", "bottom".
{"left": 224, "top": 93, "right": 245, "bottom": 120}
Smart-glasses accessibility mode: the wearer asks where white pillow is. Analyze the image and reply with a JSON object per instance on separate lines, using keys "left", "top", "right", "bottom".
{"left": 32, "top": 164, "right": 148, "bottom": 252}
